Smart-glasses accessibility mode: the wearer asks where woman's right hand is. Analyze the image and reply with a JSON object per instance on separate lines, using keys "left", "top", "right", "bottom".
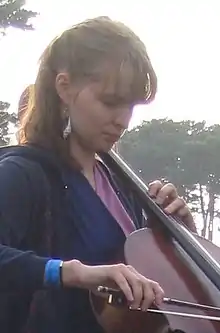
{"left": 62, "top": 260, "right": 164, "bottom": 311}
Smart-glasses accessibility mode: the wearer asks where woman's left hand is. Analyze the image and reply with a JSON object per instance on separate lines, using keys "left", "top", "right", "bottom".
{"left": 148, "top": 180, "right": 197, "bottom": 233}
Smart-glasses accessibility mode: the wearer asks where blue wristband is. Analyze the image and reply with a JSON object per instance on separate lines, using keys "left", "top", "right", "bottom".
{"left": 44, "top": 259, "right": 63, "bottom": 287}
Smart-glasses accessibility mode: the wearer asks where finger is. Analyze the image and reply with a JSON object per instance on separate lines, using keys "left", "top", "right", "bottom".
{"left": 148, "top": 180, "right": 163, "bottom": 198}
{"left": 171, "top": 205, "right": 196, "bottom": 231}
{"left": 151, "top": 281, "right": 165, "bottom": 306}
{"left": 164, "top": 196, "right": 185, "bottom": 215}
{"left": 128, "top": 274, "right": 143, "bottom": 309}
{"left": 123, "top": 270, "right": 143, "bottom": 309}
{"left": 114, "top": 272, "right": 134, "bottom": 302}
{"left": 141, "top": 282, "right": 155, "bottom": 311}
{"left": 127, "top": 266, "right": 155, "bottom": 311}
{"left": 175, "top": 206, "right": 189, "bottom": 218}
{"left": 156, "top": 183, "right": 178, "bottom": 205}
{"left": 161, "top": 196, "right": 174, "bottom": 207}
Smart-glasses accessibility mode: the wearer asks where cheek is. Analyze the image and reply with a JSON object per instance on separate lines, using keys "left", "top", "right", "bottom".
{"left": 84, "top": 109, "right": 105, "bottom": 131}
{"left": 72, "top": 106, "right": 105, "bottom": 137}
{"left": 85, "top": 103, "right": 111, "bottom": 131}
{"left": 72, "top": 90, "right": 111, "bottom": 134}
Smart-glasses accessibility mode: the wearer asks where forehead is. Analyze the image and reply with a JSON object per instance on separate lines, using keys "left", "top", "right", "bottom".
{"left": 94, "top": 62, "right": 147, "bottom": 104}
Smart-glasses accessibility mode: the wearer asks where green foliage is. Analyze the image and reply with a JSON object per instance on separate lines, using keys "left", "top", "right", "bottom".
{"left": 0, "top": 0, "right": 37, "bottom": 144}
{"left": 0, "top": 101, "right": 17, "bottom": 145}
{"left": 0, "top": 0, "right": 37, "bottom": 34}
{"left": 119, "top": 119, "right": 220, "bottom": 241}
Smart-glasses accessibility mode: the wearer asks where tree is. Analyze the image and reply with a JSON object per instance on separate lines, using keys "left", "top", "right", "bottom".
{"left": 183, "top": 124, "right": 220, "bottom": 240}
{"left": 0, "top": 101, "right": 16, "bottom": 145}
{"left": 119, "top": 119, "right": 220, "bottom": 241}
{"left": 0, "top": 0, "right": 37, "bottom": 35}
{"left": 0, "top": 0, "right": 37, "bottom": 145}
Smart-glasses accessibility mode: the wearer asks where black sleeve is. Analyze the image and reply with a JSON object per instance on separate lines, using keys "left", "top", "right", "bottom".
{"left": 0, "top": 158, "right": 48, "bottom": 291}
{"left": 0, "top": 158, "right": 34, "bottom": 246}
{"left": 0, "top": 244, "right": 48, "bottom": 292}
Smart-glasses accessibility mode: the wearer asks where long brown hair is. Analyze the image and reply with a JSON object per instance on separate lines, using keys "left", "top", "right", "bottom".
{"left": 19, "top": 16, "right": 157, "bottom": 160}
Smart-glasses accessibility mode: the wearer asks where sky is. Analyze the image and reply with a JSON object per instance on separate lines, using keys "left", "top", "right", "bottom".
{"left": 0, "top": 0, "right": 220, "bottom": 129}
{"left": 1, "top": 0, "right": 220, "bottom": 243}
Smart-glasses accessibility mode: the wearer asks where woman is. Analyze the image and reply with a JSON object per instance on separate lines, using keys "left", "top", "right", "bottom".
{"left": 0, "top": 16, "right": 196, "bottom": 333}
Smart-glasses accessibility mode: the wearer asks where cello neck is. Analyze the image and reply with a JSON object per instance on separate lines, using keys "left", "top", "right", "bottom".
{"left": 99, "top": 150, "right": 220, "bottom": 292}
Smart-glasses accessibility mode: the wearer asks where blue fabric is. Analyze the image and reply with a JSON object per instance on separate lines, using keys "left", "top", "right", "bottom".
{"left": 44, "top": 260, "right": 62, "bottom": 287}
{"left": 63, "top": 168, "right": 126, "bottom": 265}
{"left": 0, "top": 145, "right": 144, "bottom": 333}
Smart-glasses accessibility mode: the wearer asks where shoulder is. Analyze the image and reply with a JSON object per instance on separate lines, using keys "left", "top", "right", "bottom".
{"left": 0, "top": 155, "right": 30, "bottom": 186}
{"left": 0, "top": 154, "right": 37, "bottom": 182}
{"left": 0, "top": 153, "right": 48, "bottom": 204}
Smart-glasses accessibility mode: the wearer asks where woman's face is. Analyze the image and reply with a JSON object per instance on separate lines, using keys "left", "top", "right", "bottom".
{"left": 57, "top": 66, "right": 142, "bottom": 153}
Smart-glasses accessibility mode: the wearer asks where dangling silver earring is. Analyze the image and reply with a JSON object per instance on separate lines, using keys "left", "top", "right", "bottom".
{"left": 63, "top": 107, "right": 71, "bottom": 139}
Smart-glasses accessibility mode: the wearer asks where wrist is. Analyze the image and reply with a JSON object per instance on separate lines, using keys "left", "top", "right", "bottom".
{"left": 61, "top": 259, "right": 83, "bottom": 288}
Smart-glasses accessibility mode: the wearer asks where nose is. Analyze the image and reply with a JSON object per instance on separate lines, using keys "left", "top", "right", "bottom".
{"left": 113, "top": 106, "right": 133, "bottom": 130}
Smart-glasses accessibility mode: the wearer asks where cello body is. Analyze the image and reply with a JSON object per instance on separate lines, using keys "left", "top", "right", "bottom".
{"left": 91, "top": 228, "right": 220, "bottom": 332}
{"left": 90, "top": 151, "right": 220, "bottom": 333}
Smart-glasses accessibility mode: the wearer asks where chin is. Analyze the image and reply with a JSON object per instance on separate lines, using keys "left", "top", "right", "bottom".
{"left": 97, "top": 142, "right": 115, "bottom": 153}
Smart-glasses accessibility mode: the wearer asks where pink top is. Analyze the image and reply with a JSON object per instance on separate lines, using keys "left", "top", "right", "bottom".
{"left": 94, "top": 162, "right": 136, "bottom": 236}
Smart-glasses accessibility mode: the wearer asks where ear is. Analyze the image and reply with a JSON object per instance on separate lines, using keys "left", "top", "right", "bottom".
{"left": 55, "top": 72, "right": 72, "bottom": 106}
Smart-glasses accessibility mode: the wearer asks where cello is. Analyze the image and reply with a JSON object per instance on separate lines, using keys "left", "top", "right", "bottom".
{"left": 90, "top": 150, "right": 220, "bottom": 333}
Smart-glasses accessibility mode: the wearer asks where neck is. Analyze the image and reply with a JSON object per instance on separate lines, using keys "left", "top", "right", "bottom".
{"left": 69, "top": 136, "right": 96, "bottom": 178}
